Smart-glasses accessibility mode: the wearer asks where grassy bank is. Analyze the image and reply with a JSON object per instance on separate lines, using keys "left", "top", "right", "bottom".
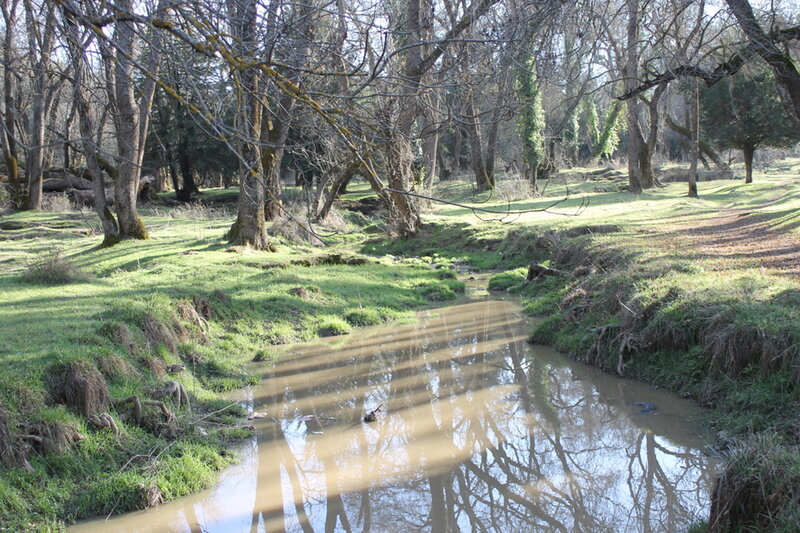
{"left": 366, "top": 164, "right": 800, "bottom": 531}
{"left": 0, "top": 197, "right": 462, "bottom": 530}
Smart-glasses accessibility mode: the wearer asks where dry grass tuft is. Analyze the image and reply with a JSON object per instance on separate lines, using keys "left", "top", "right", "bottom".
{"left": 139, "top": 483, "right": 164, "bottom": 509}
{"left": 271, "top": 215, "right": 325, "bottom": 246}
{"left": 24, "top": 420, "right": 83, "bottom": 455}
{"left": 41, "top": 193, "right": 74, "bottom": 212}
{"left": 50, "top": 361, "right": 110, "bottom": 417}
{"left": 177, "top": 301, "right": 209, "bottom": 340}
{"left": 23, "top": 250, "right": 89, "bottom": 285}
{"left": 142, "top": 314, "right": 178, "bottom": 354}
{"left": 710, "top": 436, "right": 800, "bottom": 532}
{"left": 95, "top": 354, "right": 141, "bottom": 383}
{"left": 143, "top": 357, "right": 166, "bottom": 379}
{"left": 193, "top": 298, "right": 213, "bottom": 320}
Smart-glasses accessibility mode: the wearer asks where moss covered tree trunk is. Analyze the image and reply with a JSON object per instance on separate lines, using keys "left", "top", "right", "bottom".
{"left": 65, "top": 4, "right": 120, "bottom": 245}
{"left": 625, "top": 0, "right": 644, "bottom": 194}
{"left": 105, "top": 0, "right": 164, "bottom": 240}
{"left": 226, "top": 0, "right": 273, "bottom": 250}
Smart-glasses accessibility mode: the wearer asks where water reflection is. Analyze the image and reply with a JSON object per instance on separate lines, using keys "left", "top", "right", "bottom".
{"left": 72, "top": 298, "right": 719, "bottom": 533}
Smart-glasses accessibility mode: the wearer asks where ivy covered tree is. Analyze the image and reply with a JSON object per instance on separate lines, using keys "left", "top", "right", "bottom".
{"left": 701, "top": 69, "right": 800, "bottom": 183}
{"left": 516, "top": 57, "right": 547, "bottom": 192}
{"left": 595, "top": 100, "right": 624, "bottom": 162}
{"left": 577, "top": 96, "right": 601, "bottom": 162}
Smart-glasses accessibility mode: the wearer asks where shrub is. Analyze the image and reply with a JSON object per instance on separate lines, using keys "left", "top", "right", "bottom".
{"left": 41, "top": 193, "right": 73, "bottom": 212}
{"left": 22, "top": 250, "right": 89, "bottom": 285}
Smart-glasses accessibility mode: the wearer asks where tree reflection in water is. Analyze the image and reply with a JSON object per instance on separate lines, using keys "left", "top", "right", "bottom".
{"left": 70, "top": 298, "right": 718, "bottom": 533}
{"left": 244, "top": 299, "right": 718, "bottom": 533}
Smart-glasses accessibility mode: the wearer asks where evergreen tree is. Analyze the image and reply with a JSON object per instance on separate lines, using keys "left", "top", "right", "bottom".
{"left": 701, "top": 69, "right": 800, "bottom": 183}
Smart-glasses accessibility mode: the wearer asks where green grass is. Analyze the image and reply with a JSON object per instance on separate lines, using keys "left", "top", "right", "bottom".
{"left": 4, "top": 158, "right": 800, "bottom": 530}
{"left": 0, "top": 201, "right": 461, "bottom": 530}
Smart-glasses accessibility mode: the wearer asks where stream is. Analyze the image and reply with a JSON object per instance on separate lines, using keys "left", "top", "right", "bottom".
{"left": 72, "top": 279, "right": 720, "bottom": 532}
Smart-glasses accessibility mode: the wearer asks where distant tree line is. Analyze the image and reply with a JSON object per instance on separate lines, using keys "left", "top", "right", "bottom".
{"left": 0, "top": 0, "right": 798, "bottom": 247}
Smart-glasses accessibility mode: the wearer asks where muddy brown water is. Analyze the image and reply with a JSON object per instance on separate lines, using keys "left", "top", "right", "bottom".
{"left": 72, "top": 281, "right": 720, "bottom": 533}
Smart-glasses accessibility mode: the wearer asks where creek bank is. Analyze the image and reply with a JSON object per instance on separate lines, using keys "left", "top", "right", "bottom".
{"left": 359, "top": 219, "right": 800, "bottom": 531}
{"left": 0, "top": 208, "right": 467, "bottom": 531}
{"left": 484, "top": 227, "right": 800, "bottom": 532}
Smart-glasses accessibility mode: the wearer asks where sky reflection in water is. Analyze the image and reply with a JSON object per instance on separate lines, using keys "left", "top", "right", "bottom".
{"left": 72, "top": 295, "right": 719, "bottom": 533}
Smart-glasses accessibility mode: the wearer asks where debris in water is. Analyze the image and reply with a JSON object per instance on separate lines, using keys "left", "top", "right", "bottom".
{"left": 634, "top": 402, "right": 658, "bottom": 414}
{"left": 363, "top": 404, "right": 382, "bottom": 423}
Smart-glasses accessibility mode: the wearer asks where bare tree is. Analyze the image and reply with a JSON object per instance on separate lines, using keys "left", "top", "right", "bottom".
{"left": 0, "top": 0, "right": 23, "bottom": 207}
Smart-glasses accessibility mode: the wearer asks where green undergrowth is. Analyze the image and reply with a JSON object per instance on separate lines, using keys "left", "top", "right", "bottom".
{"left": 0, "top": 205, "right": 462, "bottom": 530}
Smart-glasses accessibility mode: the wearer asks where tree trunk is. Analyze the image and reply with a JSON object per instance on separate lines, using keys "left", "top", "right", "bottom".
{"left": 665, "top": 113, "right": 727, "bottom": 169}
{"left": 625, "top": 0, "right": 644, "bottom": 194}
{"left": 226, "top": 0, "right": 273, "bottom": 250}
{"left": 107, "top": 0, "right": 163, "bottom": 239}
{"left": 176, "top": 138, "right": 198, "bottom": 201}
{"left": 420, "top": 94, "right": 439, "bottom": 193}
{"left": 743, "top": 145, "right": 754, "bottom": 184}
{"left": 64, "top": 12, "right": 120, "bottom": 245}
{"left": 688, "top": 78, "right": 699, "bottom": 198}
{"left": 482, "top": 71, "right": 509, "bottom": 191}
{"left": 0, "top": 0, "right": 23, "bottom": 208}
{"left": 260, "top": 96, "right": 294, "bottom": 222}
{"left": 642, "top": 82, "right": 667, "bottom": 186}
{"left": 464, "top": 94, "right": 491, "bottom": 190}
{"left": 453, "top": 124, "right": 465, "bottom": 170}
{"left": 314, "top": 158, "right": 361, "bottom": 222}
{"left": 23, "top": 2, "right": 58, "bottom": 211}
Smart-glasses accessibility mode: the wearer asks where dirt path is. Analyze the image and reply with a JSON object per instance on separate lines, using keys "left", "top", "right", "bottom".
{"left": 663, "top": 186, "right": 800, "bottom": 278}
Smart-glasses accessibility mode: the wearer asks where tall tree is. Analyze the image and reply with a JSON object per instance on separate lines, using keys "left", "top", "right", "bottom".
{"left": 0, "top": 0, "right": 23, "bottom": 207}
{"left": 624, "top": 0, "right": 644, "bottom": 193}
{"left": 61, "top": 9, "right": 120, "bottom": 245}
{"left": 20, "top": 0, "right": 64, "bottom": 210}
{"left": 96, "top": 0, "right": 165, "bottom": 240}
{"left": 225, "top": 0, "right": 272, "bottom": 249}
{"left": 516, "top": 56, "right": 547, "bottom": 192}
{"left": 701, "top": 69, "right": 800, "bottom": 184}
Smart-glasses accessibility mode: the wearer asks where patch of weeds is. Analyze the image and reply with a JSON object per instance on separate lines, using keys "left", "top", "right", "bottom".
{"left": 710, "top": 434, "right": 800, "bottom": 532}
{"left": 417, "top": 279, "right": 465, "bottom": 301}
{"left": 344, "top": 307, "right": 383, "bottom": 326}
{"left": 263, "top": 321, "right": 297, "bottom": 344}
{"left": 155, "top": 442, "right": 233, "bottom": 500}
{"left": 21, "top": 250, "right": 89, "bottom": 285}
{"left": 435, "top": 269, "right": 457, "bottom": 280}
{"left": 252, "top": 349, "right": 272, "bottom": 362}
{"left": 488, "top": 268, "right": 528, "bottom": 291}
{"left": 194, "top": 357, "right": 255, "bottom": 392}
{"left": 529, "top": 314, "right": 560, "bottom": 345}
{"left": 317, "top": 316, "right": 352, "bottom": 337}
